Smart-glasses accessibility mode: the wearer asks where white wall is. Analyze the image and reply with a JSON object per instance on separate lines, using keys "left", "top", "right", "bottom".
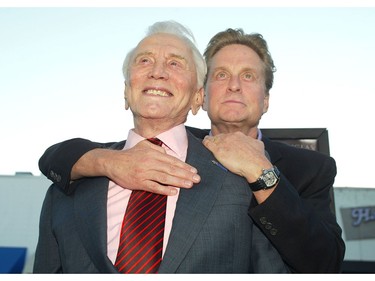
{"left": 0, "top": 174, "right": 50, "bottom": 273}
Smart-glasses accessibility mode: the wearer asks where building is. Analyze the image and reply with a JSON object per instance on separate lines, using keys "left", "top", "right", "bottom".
{"left": 334, "top": 187, "right": 375, "bottom": 273}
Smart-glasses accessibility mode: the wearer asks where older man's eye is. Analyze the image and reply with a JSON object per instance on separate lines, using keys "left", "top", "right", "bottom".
{"left": 135, "top": 56, "right": 153, "bottom": 65}
{"left": 168, "top": 60, "right": 185, "bottom": 69}
{"left": 140, "top": 58, "right": 150, "bottom": 63}
{"left": 170, "top": 61, "right": 178, "bottom": 66}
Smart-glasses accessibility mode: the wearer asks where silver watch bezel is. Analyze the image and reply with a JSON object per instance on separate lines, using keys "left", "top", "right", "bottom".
{"left": 249, "top": 166, "right": 280, "bottom": 191}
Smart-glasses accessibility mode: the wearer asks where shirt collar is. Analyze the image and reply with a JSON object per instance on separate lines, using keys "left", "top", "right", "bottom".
{"left": 124, "top": 124, "right": 188, "bottom": 159}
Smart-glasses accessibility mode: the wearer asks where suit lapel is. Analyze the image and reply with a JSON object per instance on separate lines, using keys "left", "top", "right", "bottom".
{"left": 73, "top": 177, "right": 117, "bottom": 272}
{"left": 73, "top": 141, "right": 126, "bottom": 273}
{"left": 159, "top": 130, "right": 228, "bottom": 273}
{"left": 262, "top": 136, "right": 282, "bottom": 164}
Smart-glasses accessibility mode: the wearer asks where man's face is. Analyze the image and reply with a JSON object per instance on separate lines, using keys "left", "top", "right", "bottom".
{"left": 204, "top": 44, "right": 269, "bottom": 131}
{"left": 125, "top": 33, "right": 203, "bottom": 128}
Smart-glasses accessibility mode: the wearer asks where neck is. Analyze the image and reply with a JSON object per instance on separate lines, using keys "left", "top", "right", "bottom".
{"left": 133, "top": 117, "right": 185, "bottom": 138}
{"left": 211, "top": 123, "right": 259, "bottom": 139}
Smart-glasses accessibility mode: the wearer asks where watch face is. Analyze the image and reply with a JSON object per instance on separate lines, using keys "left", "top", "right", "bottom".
{"left": 262, "top": 171, "right": 277, "bottom": 187}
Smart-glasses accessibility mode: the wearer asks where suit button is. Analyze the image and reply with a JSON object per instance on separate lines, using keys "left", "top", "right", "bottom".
{"left": 265, "top": 222, "right": 272, "bottom": 230}
{"left": 270, "top": 228, "right": 278, "bottom": 235}
{"left": 49, "top": 170, "right": 61, "bottom": 182}
{"left": 260, "top": 217, "right": 267, "bottom": 224}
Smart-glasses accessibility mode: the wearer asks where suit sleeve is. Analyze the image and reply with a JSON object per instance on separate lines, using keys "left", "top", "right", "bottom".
{"left": 249, "top": 156, "right": 345, "bottom": 273}
{"left": 38, "top": 138, "right": 114, "bottom": 194}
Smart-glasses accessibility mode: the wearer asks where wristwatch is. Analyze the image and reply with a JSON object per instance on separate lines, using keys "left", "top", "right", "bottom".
{"left": 248, "top": 166, "right": 280, "bottom": 191}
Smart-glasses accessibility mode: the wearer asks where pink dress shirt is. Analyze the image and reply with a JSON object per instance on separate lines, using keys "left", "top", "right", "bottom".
{"left": 106, "top": 124, "right": 188, "bottom": 264}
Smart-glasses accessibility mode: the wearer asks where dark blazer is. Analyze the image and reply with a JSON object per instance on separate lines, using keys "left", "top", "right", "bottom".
{"left": 37, "top": 127, "right": 345, "bottom": 272}
{"left": 34, "top": 130, "right": 289, "bottom": 273}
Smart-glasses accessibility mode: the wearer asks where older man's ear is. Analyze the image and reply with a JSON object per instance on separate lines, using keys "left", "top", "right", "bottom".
{"left": 191, "top": 88, "right": 204, "bottom": 115}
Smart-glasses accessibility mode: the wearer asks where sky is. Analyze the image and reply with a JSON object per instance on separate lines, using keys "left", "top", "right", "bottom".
{"left": 1, "top": 1, "right": 375, "bottom": 188}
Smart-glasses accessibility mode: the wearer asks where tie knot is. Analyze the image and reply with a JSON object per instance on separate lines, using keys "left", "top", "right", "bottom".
{"left": 147, "top": 138, "right": 163, "bottom": 147}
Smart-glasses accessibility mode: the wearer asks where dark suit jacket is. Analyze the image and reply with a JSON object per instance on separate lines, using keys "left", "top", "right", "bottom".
{"left": 36, "top": 127, "right": 345, "bottom": 272}
{"left": 34, "top": 130, "right": 289, "bottom": 273}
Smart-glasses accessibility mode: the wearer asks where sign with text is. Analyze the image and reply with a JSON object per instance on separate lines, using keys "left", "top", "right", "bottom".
{"left": 340, "top": 206, "right": 375, "bottom": 240}
{"left": 274, "top": 139, "right": 318, "bottom": 151}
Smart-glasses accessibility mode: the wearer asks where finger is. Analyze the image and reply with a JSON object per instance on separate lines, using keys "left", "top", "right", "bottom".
{"left": 151, "top": 168, "right": 201, "bottom": 188}
{"left": 203, "top": 135, "right": 215, "bottom": 142}
{"left": 144, "top": 181, "right": 180, "bottom": 196}
{"left": 152, "top": 151, "right": 199, "bottom": 174}
{"left": 137, "top": 139, "right": 167, "bottom": 153}
{"left": 202, "top": 136, "right": 216, "bottom": 151}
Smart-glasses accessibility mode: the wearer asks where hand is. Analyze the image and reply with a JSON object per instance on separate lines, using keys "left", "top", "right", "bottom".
{"left": 73, "top": 139, "right": 201, "bottom": 196}
{"left": 203, "top": 132, "right": 276, "bottom": 203}
{"left": 203, "top": 131, "right": 272, "bottom": 183}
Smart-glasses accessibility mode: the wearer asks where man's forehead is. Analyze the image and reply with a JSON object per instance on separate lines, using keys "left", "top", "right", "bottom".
{"left": 134, "top": 50, "right": 187, "bottom": 61}
{"left": 211, "top": 60, "right": 261, "bottom": 73}
{"left": 210, "top": 46, "right": 263, "bottom": 71}
{"left": 136, "top": 33, "right": 189, "bottom": 53}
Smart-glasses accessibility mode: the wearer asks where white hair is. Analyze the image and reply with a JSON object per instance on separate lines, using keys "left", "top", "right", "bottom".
{"left": 122, "top": 20, "right": 206, "bottom": 88}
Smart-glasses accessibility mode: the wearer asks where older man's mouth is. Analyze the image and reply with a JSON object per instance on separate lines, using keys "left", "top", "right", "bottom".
{"left": 144, "top": 89, "right": 172, "bottom": 97}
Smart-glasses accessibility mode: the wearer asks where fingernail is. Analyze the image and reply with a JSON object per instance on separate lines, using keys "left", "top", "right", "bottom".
{"left": 170, "top": 188, "right": 178, "bottom": 195}
{"left": 184, "top": 181, "right": 193, "bottom": 187}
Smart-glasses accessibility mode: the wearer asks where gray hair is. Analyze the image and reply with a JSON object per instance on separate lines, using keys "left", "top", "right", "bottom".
{"left": 122, "top": 21, "right": 206, "bottom": 88}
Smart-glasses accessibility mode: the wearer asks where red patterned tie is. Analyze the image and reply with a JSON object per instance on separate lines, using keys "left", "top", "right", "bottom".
{"left": 115, "top": 138, "right": 167, "bottom": 273}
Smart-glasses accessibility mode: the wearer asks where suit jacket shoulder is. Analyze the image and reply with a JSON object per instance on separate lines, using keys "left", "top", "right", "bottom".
{"left": 263, "top": 136, "right": 335, "bottom": 165}
{"left": 262, "top": 136, "right": 337, "bottom": 193}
